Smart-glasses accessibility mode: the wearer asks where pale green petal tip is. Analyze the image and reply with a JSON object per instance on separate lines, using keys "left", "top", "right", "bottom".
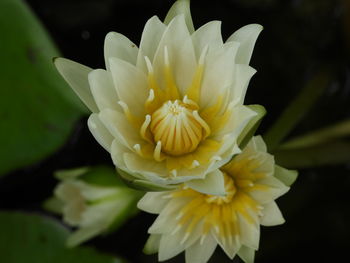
{"left": 274, "top": 165, "right": 298, "bottom": 186}
{"left": 43, "top": 197, "right": 63, "bottom": 214}
{"left": 164, "top": 0, "right": 194, "bottom": 33}
{"left": 238, "top": 246, "right": 255, "bottom": 263}
{"left": 55, "top": 167, "right": 89, "bottom": 180}
{"left": 117, "top": 168, "right": 178, "bottom": 192}
{"left": 143, "top": 235, "right": 161, "bottom": 255}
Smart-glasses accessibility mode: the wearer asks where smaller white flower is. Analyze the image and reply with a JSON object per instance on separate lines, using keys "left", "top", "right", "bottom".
{"left": 138, "top": 136, "right": 297, "bottom": 263}
{"left": 47, "top": 166, "right": 142, "bottom": 247}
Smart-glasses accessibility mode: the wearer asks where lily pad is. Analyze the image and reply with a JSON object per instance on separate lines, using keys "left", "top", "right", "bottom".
{"left": 0, "top": 0, "right": 85, "bottom": 176}
{"left": 0, "top": 211, "right": 125, "bottom": 263}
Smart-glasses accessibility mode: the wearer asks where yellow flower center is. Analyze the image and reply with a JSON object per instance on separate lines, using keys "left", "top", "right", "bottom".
{"left": 150, "top": 98, "right": 210, "bottom": 156}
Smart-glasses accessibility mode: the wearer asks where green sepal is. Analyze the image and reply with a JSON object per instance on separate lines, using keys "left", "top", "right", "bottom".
{"left": 117, "top": 169, "right": 178, "bottom": 192}
{"left": 274, "top": 165, "right": 298, "bottom": 186}
{"left": 43, "top": 197, "right": 64, "bottom": 214}
{"left": 238, "top": 104, "right": 266, "bottom": 149}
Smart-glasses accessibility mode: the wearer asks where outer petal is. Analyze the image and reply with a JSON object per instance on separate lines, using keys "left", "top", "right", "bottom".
{"left": 144, "top": 234, "right": 161, "bottom": 255}
{"left": 191, "top": 21, "right": 223, "bottom": 59}
{"left": 153, "top": 14, "right": 197, "bottom": 95}
{"left": 230, "top": 64, "right": 257, "bottom": 105}
{"left": 137, "top": 16, "right": 166, "bottom": 72}
{"left": 238, "top": 214, "right": 260, "bottom": 250}
{"left": 104, "top": 32, "right": 138, "bottom": 70}
{"left": 109, "top": 57, "right": 148, "bottom": 116}
{"left": 185, "top": 235, "right": 217, "bottom": 263}
{"left": 87, "top": 114, "right": 114, "bottom": 152}
{"left": 274, "top": 165, "right": 298, "bottom": 187}
{"left": 88, "top": 69, "right": 119, "bottom": 111}
{"left": 237, "top": 245, "right": 255, "bottom": 263}
{"left": 137, "top": 192, "right": 170, "bottom": 214}
{"left": 54, "top": 58, "right": 98, "bottom": 112}
{"left": 164, "top": 0, "right": 194, "bottom": 33}
{"left": 227, "top": 24, "right": 263, "bottom": 65}
{"left": 260, "top": 201, "right": 285, "bottom": 226}
{"left": 186, "top": 169, "right": 226, "bottom": 196}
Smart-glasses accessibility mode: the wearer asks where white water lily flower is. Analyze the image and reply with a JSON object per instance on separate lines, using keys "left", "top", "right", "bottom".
{"left": 54, "top": 0, "right": 263, "bottom": 194}
{"left": 48, "top": 166, "right": 142, "bottom": 247}
{"left": 138, "top": 136, "right": 298, "bottom": 263}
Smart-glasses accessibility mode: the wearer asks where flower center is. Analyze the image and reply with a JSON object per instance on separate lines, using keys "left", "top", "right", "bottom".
{"left": 150, "top": 98, "right": 209, "bottom": 156}
{"left": 205, "top": 173, "right": 237, "bottom": 205}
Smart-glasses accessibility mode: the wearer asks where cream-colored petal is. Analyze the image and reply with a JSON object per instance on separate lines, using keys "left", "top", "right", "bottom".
{"left": 159, "top": 231, "right": 188, "bottom": 261}
{"left": 104, "top": 32, "right": 138, "bottom": 70}
{"left": 88, "top": 69, "right": 119, "bottom": 111}
{"left": 237, "top": 245, "right": 255, "bottom": 263}
{"left": 144, "top": 234, "right": 161, "bottom": 255}
{"left": 237, "top": 213, "right": 260, "bottom": 250}
{"left": 88, "top": 114, "right": 114, "bottom": 153}
{"left": 191, "top": 21, "right": 223, "bottom": 59}
{"left": 153, "top": 14, "right": 197, "bottom": 95}
{"left": 109, "top": 57, "right": 148, "bottom": 116}
{"left": 185, "top": 235, "right": 217, "bottom": 263}
{"left": 136, "top": 16, "right": 166, "bottom": 72}
{"left": 212, "top": 228, "right": 240, "bottom": 259}
{"left": 230, "top": 64, "right": 257, "bottom": 105}
{"left": 110, "top": 139, "right": 130, "bottom": 169}
{"left": 249, "top": 135, "right": 267, "bottom": 152}
{"left": 250, "top": 177, "right": 289, "bottom": 204}
{"left": 274, "top": 165, "right": 298, "bottom": 187}
{"left": 186, "top": 169, "right": 225, "bottom": 196}
{"left": 137, "top": 192, "right": 170, "bottom": 214}
{"left": 54, "top": 58, "right": 98, "bottom": 112}
{"left": 260, "top": 201, "right": 285, "bottom": 226}
{"left": 227, "top": 24, "right": 263, "bottom": 65}
{"left": 99, "top": 109, "right": 142, "bottom": 150}
{"left": 164, "top": 0, "right": 194, "bottom": 33}
{"left": 200, "top": 41, "right": 240, "bottom": 107}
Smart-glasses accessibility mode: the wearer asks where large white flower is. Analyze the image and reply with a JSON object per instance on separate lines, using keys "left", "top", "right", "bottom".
{"left": 138, "top": 136, "right": 298, "bottom": 263}
{"left": 54, "top": 0, "right": 264, "bottom": 194}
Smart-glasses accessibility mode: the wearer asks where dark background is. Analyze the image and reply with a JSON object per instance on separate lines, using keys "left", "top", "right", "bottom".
{"left": 1, "top": 0, "right": 350, "bottom": 262}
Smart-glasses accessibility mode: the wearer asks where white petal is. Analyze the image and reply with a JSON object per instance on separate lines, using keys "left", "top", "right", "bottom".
{"left": 54, "top": 58, "right": 98, "bottom": 112}
{"left": 191, "top": 21, "right": 223, "bottom": 59}
{"left": 227, "top": 24, "right": 263, "bottom": 65}
{"left": 186, "top": 169, "right": 225, "bottom": 196}
{"left": 274, "top": 165, "right": 298, "bottom": 187}
{"left": 88, "top": 69, "right": 119, "bottom": 111}
{"left": 99, "top": 109, "right": 142, "bottom": 150}
{"left": 136, "top": 16, "right": 166, "bottom": 72}
{"left": 109, "top": 57, "right": 148, "bottom": 116}
{"left": 260, "top": 201, "right": 285, "bottom": 226}
{"left": 137, "top": 192, "right": 170, "bottom": 214}
{"left": 250, "top": 135, "right": 267, "bottom": 152}
{"left": 159, "top": 231, "right": 188, "bottom": 261}
{"left": 185, "top": 235, "right": 217, "bottom": 263}
{"left": 251, "top": 176, "right": 290, "bottom": 203}
{"left": 164, "top": 0, "right": 194, "bottom": 33}
{"left": 230, "top": 64, "right": 257, "bottom": 105}
{"left": 237, "top": 245, "right": 255, "bottom": 263}
{"left": 153, "top": 14, "right": 197, "bottom": 95}
{"left": 144, "top": 234, "right": 161, "bottom": 254}
{"left": 110, "top": 139, "right": 131, "bottom": 169}
{"left": 88, "top": 113, "right": 114, "bottom": 152}
{"left": 104, "top": 32, "right": 138, "bottom": 70}
{"left": 238, "top": 213, "right": 260, "bottom": 250}
{"left": 200, "top": 41, "right": 240, "bottom": 107}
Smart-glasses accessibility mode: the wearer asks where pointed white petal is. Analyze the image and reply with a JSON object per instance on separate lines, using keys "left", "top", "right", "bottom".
{"left": 250, "top": 176, "right": 290, "bottom": 204}
{"left": 87, "top": 113, "right": 114, "bottom": 152}
{"left": 237, "top": 245, "right": 255, "bottom": 263}
{"left": 274, "top": 165, "right": 298, "bottom": 187}
{"left": 137, "top": 192, "right": 170, "bottom": 214}
{"left": 200, "top": 41, "right": 240, "bottom": 107}
{"left": 109, "top": 57, "right": 148, "bottom": 116}
{"left": 186, "top": 169, "right": 225, "bottom": 196}
{"left": 137, "top": 16, "right": 166, "bottom": 71}
{"left": 164, "top": 0, "right": 194, "bottom": 33}
{"left": 260, "top": 201, "right": 285, "bottom": 226}
{"left": 227, "top": 24, "right": 263, "bottom": 65}
{"left": 159, "top": 231, "right": 188, "bottom": 261}
{"left": 250, "top": 135, "right": 267, "bottom": 152}
{"left": 104, "top": 32, "right": 138, "bottom": 70}
{"left": 231, "top": 64, "right": 257, "bottom": 105}
{"left": 54, "top": 58, "right": 98, "bottom": 112}
{"left": 153, "top": 15, "right": 196, "bottom": 96}
{"left": 185, "top": 235, "right": 217, "bottom": 263}
{"left": 238, "top": 213, "right": 260, "bottom": 250}
{"left": 110, "top": 139, "right": 131, "bottom": 168}
{"left": 144, "top": 234, "right": 161, "bottom": 254}
{"left": 191, "top": 21, "right": 223, "bottom": 59}
{"left": 99, "top": 109, "right": 142, "bottom": 150}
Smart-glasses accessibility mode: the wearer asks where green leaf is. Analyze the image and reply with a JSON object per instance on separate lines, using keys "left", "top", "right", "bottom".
{"left": 279, "top": 119, "right": 350, "bottom": 150}
{"left": 238, "top": 104, "right": 266, "bottom": 149}
{"left": 274, "top": 140, "right": 350, "bottom": 169}
{"left": 0, "top": 211, "right": 125, "bottom": 263}
{"left": 0, "top": 0, "right": 85, "bottom": 176}
{"left": 263, "top": 67, "right": 333, "bottom": 151}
